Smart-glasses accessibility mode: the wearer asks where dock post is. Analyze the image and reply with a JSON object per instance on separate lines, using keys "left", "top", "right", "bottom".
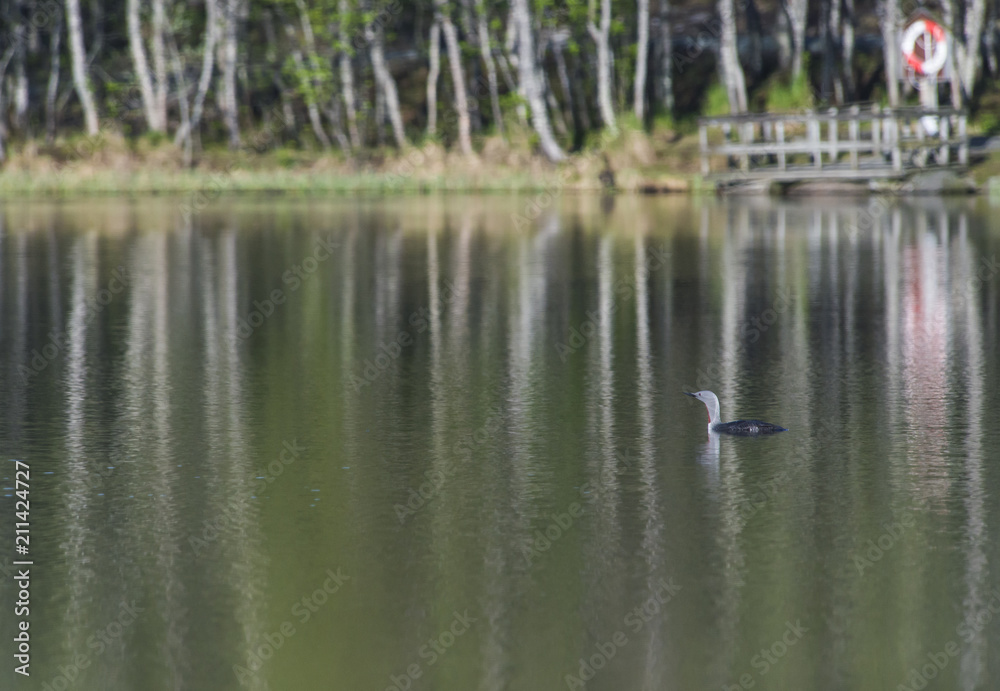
{"left": 939, "top": 116, "right": 949, "bottom": 165}
{"left": 809, "top": 114, "right": 822, "bottom": 169}
{"left": 828, "top": 108, "right": 839, "bottom": 164}
{"left": 872, "top": 105, "right": 882, "bottom": 158}
{"left": 849, "top": 105, "right": 859, "bottom": 169}
{"left": 890, "top": 114, "right": 902, "bottom": 173}
{"left": 776, "top": 121, "right": 786, "bottom": 170}
{"left": 741, "top": 122, "right": 750, "bottom": 172}
{"left": 699, "top": 123, "right": 709, "bottom": 175}
{"left": 958, "top": 114, "right": 968, "bottom": 166}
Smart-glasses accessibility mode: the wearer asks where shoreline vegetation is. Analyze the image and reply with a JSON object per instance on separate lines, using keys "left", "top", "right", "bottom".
{"left": 0, "top": 123, "right": 705, "bottom": 195}
{"left": 2, "top": 123, "right": 998, "bottom": 197}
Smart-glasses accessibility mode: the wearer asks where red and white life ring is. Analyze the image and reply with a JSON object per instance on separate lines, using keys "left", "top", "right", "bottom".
{"left": 901, "top": 19, "right": 948, "bottom": 76}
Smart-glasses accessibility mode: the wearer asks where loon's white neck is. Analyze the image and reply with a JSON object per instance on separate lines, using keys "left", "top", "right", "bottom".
{"left": 703, "top": 392, "right": 721, "bottom": 430}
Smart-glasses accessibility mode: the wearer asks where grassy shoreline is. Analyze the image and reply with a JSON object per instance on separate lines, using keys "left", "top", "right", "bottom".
{"left": 1, "top": 128, "right": 996, "bottom": 196}
{"left": 0, "top": 127, "right": 707, "bottom": 196}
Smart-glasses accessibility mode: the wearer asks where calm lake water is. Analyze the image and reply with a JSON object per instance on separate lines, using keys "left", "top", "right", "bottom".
{"left": 1, "top": 194, "right": 999, "bottom": 691}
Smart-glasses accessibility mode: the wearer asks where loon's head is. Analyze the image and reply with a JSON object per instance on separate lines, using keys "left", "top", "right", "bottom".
{"left": 685, "top": 390, "right": 721, "bottom": 426}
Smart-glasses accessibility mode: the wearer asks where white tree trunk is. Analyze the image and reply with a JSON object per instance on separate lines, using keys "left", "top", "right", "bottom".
{"left": 174, "top": 0, "right": 216, "bottom": 145}
{"left": 877, "top": 0, "right": 900, "bottom": 107}
{"left": 841, "top": 0, "right": 855, "bottom": 100}
{"left": 436, "top": 0, "right": 474, "bottom": 155}
{"left": 718, "top": 0, "right": 748, "bottom": 112}
{"left": 783, "top": 0, "right": 808, "bottom": 79}
{"left": 512, "top": 0, "right": 565, "bottom": 160}
{"left": 0, "top": 46, "right": 13, "bottom": 162}
{"left": 128, "top": 0, "right": 164, "bottom": 131}
{"left": 634, "top": 0, "right": 650, "bottom": 120}
{"left": 13, "top": 1, "right": 28, "bottom": 131}
{"left": 65, "top": 0, "right": 100, "bottom": 135}
{"left": 943, "top": 0, "right": 963, "bottom": 107}
{"left": 365, "top": 22, "right": 408, "bottom": 148}
{"left": 338, "top": 0, "right": 361, "bottom": 149}
{"left": 427, "top": 19, "right": 441, "bottom": 136}
{"left": 220, "top": 0, "right": 241, "bottom": 148}
{"left": 152, "top": 0, "right": 169, "bottom": 128}
{"left": 656, "top": 0, "right": 673, "bottom": 113}
{"left": 588, "top": 0, "right": 617, "bottom": 130}
{"left": 474, "top": 0, "right": 504, "bottom": 137}
{"left": 957, "top": 0, "right": 987, "bottom": 101}
{"left": 168, "top": 33, "right": 191, "bottom": 164}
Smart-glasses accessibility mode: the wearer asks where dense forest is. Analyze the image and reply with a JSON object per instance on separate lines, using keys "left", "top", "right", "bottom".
{"left": 0, "top": 0, "right": 997, "bottom": 164}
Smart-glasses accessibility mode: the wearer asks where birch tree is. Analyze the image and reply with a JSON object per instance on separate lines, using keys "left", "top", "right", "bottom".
{"left": 512, "top": 0, "right": 565, "bottom": 160}
{"left": 174, "top": 0, "right": 217, "bottom": 147}
{"left": 634, "top": 0, "right": 650, "bottom": 120}
{"left": 65, "top": 0, "right": 100, "bottom": 135}
{"left": 718, "top": 0, "right": 747, "bottom": 112}
{"left": 877, "top": 0, "right": 900, "bottom": 107}
{"left": 587, "top": 0, "right": 617, "bottom": 130}
{"left": 365, "top": 11, "right": 408, "bottom": 148}
{"left": 954, "top": 0, "right": 987, "bottom": 103}
{"left": 427, "top": 18, "right": 441, "bottom": 136}
{"left": 782, "top": 0, "right": 808, "bottom": 79}
{"left": 435, "top": 0, "right": 474, "bottom": 155}
{"left": 654, "top": 0, "right": 673, "bottom": 114}
{"left": 337, "top": 0, "right": 362, "bottom": 149}
{"left": 220, "top": 0, "right": 242, "bottom": 148}
{"left": 127, "top": 0, "right": 167, "bottom": 132}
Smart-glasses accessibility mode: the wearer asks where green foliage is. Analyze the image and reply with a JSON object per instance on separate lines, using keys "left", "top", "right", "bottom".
{"left": 764, "top": 58, "right": 814, "bottom": 112}
{"left": 973, "top": 82, "right": 1000, "bottom": 135}
{"left": 703, "top": 83, "right": 730, "bottom": 117}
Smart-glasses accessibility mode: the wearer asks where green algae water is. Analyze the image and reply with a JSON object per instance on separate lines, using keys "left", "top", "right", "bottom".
{"left": 1, "top": 194, "right": 999, "bottom": 690}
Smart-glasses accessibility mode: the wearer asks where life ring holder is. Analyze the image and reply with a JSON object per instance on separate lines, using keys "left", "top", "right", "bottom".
{"left": 902, "top": 19, "right": 948, "bottom": 77}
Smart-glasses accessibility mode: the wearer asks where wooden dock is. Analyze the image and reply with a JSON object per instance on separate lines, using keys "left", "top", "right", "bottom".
{"left": 698, "top": 106, "right": 969, "bottom": 187}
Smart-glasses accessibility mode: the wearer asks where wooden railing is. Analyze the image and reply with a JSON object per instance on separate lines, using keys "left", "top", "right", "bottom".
{"left": 698, "top": 106, "right": 969, "bottom": 179}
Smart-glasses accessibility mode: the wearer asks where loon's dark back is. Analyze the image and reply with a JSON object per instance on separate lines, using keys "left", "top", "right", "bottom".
{"left": 713, "top": 420, "right": 788, "bottom": 436}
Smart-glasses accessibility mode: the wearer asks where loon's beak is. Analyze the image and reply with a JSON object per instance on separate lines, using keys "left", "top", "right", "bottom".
{"left": 684, "top": 392, "right": 697, "bottom": 398}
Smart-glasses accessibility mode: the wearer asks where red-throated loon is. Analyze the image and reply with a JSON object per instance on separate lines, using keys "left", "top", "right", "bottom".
{"left": 685, "top": 391, "right": 787, "bottom": 436}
